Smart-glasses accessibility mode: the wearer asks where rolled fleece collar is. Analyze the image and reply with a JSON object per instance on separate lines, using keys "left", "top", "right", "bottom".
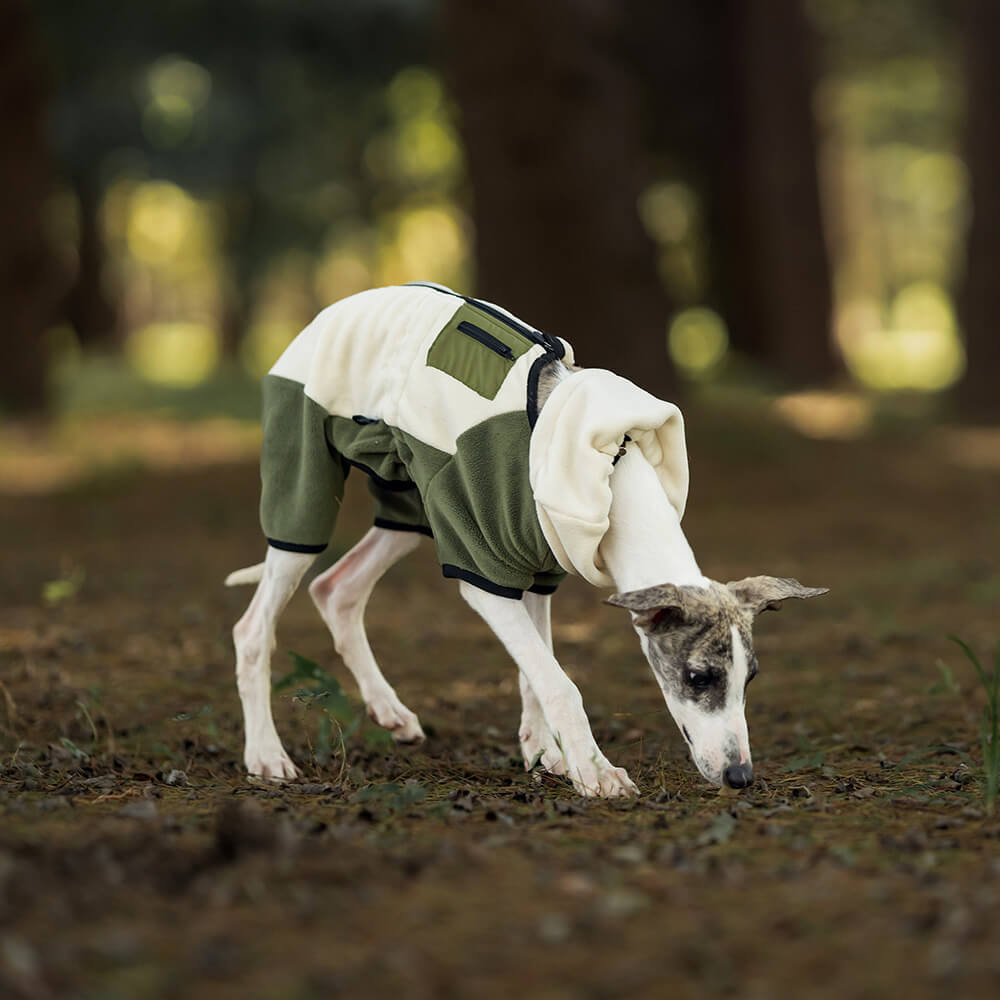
{"left": 527, "top": 369, "right": 689, "bottom": 588}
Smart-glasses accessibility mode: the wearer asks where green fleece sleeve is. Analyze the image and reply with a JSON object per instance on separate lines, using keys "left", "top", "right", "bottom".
{"left": 259, "top": 374, "right": 345, "bottom": 552}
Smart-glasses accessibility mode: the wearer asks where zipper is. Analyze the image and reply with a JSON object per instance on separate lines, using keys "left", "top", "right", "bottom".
{"left": 407, "top": 281, "right": 563, "bottom": 356}
{"left": 465, "top": 298, "right": 547, "bottom": 348}
{"left": 457, "top": 321, "right": 515, "bottom": 360}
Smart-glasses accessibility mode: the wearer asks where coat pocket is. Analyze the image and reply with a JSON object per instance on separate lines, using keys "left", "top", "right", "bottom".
{"left": 426, "top": 304, "right": 533, "bottom": 399}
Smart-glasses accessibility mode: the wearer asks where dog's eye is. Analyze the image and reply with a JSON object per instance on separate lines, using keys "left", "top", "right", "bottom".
{"left": 685, "top": 669, "right": 713, "bottom": 690}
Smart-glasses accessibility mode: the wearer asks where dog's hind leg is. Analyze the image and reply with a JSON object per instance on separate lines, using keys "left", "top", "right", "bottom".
{"left": 234, "top": 546, "right": 316, "bottom": 779}
{"left": 308, "top": 526, "right": 426, "bottom": 743}
{"left": 519, "top": 593, "right": 566, "bottom": 776}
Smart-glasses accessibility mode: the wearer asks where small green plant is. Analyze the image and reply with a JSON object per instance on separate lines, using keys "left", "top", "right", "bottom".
{"left": 42, "top": 566, "right": 85, "bottom": 607}
{"left": 171, "top": 704, "right": 220, "bottom": 748}
{"left": 273, "top": 652, "right": 392, "bottom": 773}
{"left": 350, "top": 780, "right": 427, "bottom": 817}
{"left": 949, "top": 636, "right": 1000, "bottom": 815}
{"left": 928, "top": 658, "right": 961, "bottom": 696}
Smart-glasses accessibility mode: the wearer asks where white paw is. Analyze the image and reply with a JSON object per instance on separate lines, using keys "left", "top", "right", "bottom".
{"left": 567, "top": 756, "right": 639, "bottom": 798}
{"left": 245, "top": 745, "right": 299, "bottom": 781}
{"left": 367, "top": 699, "right": 426, "bottom": 744}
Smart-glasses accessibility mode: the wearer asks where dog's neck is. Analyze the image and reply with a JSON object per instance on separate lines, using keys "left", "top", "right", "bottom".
{"left": 600, "top": 444, "right": 708, "bottom": 593}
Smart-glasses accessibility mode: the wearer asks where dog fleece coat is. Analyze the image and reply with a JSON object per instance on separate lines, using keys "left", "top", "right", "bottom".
{"left": 259, "top": 283, "right": 690, "bottom": 598}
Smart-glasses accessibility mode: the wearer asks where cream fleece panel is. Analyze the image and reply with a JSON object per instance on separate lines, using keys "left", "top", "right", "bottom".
{"left": 528, "top": 369, "right": 689, "bottom": 588}
{"left": 268, "top": 284, "right": 566, "bottom": 456}
{"left": 270, "top": 286, "right": 462, "bottom": 418}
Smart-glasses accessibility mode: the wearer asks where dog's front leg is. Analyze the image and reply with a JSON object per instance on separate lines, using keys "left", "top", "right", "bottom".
{"left": 519, "top": 593, "right": 566, "bottom": 776}
{"left": 460, "top": 582, "right": 637, "bottom": 798}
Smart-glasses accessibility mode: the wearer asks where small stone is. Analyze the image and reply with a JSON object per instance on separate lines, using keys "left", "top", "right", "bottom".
{"left": 597, "top": 889, "right": 650, "bottom": 919}
{"left": 36, "top": 797, "right": 71, "bottom": 812}
{"left": 610, "top": 844, "right": 647, "bottom": 865}
{"left": 538, "top": 913, "right": 572, "bottom": 943}
{"left": 556, "top": 872, "right": 596, "bottom": 898}
{"left": 164, "top": 769, "right": 188, "bottom": 787}
{"left": 118, "top": 799, "right": 158, "bottom": 821}
{"left": 1, "top": 935, "right": 39, "bottom": 979}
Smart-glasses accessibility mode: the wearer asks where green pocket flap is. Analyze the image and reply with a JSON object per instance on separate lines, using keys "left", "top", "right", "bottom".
{"left": 427, "top": 303, "right": 533, "bottom": 399}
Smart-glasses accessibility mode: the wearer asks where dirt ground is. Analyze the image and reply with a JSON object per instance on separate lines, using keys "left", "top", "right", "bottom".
{"left": 2, "top": 402, "right": 999, "bottom": 999}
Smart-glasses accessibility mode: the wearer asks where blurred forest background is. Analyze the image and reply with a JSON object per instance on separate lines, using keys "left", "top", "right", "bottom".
{"left": 1, "top": 0, "right": 997, "bottom": 435}
{"left": 5, "top": 7, "right": 1000, "bottom": 995}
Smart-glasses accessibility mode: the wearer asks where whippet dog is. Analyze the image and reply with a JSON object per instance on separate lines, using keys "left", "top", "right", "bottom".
{"left": 227, "top": 285, "right": 827, "bottom": 797}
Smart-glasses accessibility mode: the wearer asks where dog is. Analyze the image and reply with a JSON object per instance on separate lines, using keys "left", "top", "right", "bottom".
{"left": 226, "top": 283, "right": 827, "bottom": 797}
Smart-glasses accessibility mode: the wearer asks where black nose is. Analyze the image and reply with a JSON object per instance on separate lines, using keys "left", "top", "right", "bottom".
{"left": 723, "top": 762, "right": 754, "bottom": 789}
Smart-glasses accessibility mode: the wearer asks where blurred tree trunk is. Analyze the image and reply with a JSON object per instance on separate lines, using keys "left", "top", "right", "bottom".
{"left": 64, "top": 175, "right": 118, "bottom": 347}
{"left": 956, "top": 0, "right": 1000, "bottom": 421}
{"left": 0, "top": 0, "right": 61, "bottom": 414}
{"left": 440, "top": 0, "right": 676, "bottom": 397}
{"left": 708, "top": 0, "right": 838, "bottom": 385}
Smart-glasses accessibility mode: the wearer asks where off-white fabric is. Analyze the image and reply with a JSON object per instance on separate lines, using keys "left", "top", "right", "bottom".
{"left": 529, "top": 369, "right": 689, "bottom": 588}
{"left": 270, "top": 284, "right": 574, "bottom": 456}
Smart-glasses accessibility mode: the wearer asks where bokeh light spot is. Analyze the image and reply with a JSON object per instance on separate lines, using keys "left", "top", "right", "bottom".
{"left": 638, "top": 182, "right": 697, "bottom": 245}
{"left": 240, "top": 321, "right": 302, "bottom": 379}
{"left": 126, "top": 322, "right": 219, "bottom": 386}
{"left": 668, "top": 308, "right": 729, "bottom": 377}
{"left": 841, "top": 282, "right": 965, "bottom": 391}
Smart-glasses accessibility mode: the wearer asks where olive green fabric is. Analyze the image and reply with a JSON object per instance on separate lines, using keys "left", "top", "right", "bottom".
{"left": 367, "top": 480, "right": 431, "bottom": 534}
{"left": 260, "top": 374, "right": 346, "bottom": 549}
{"left": 333, "top": 412, "right": 564, "bottom": 593}
{"left": 260, "top": 373, "right": 567, "bottom": 595}
{"left": 419, "top": 412, "right": 564, "bottom": 590}
{"left": 426, "top": 302, "right": 534, "bottom": 399}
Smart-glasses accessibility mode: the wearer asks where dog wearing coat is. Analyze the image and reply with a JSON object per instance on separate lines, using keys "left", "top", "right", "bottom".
{"left": 226, "top": 283, "right": 827, "bottom": 797}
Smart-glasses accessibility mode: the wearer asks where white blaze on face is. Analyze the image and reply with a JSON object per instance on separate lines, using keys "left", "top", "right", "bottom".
{"left": 661, "top": 623, "right": 752, "bottom": 785}
{"left": 729, "top": 623, "right": 752, "bottom": 765}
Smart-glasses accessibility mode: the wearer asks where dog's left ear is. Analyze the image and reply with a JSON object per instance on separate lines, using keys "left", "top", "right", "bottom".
{"left": 606, "top": 584, "right": 705, "bottom": 632}
{"left": 726, "top": 576, "right": 829, "bottom": 616}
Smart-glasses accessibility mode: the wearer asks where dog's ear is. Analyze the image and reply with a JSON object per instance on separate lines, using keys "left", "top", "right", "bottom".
{"left": 606, "top": 584, "right": 696, "bottom": 632}
{"left": 726, "top": 576, "right": 829, "bottom": 616}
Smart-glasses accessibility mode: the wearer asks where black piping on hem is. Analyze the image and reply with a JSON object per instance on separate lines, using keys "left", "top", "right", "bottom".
{"left": 267, "top": 538, "right": 328, "bottom": 554}
{"left": 442, "top": 564, "right": 524, "bottom": 600}
{"left": 373, "top": 518, "right": 434, "bottom": 538}
{"left": 527, "top": 583, "right": 560, "bottom": 595}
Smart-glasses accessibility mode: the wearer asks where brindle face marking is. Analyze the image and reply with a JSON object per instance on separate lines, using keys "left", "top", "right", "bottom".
{"left": 607, "top": 577, "right": 827, "bottom": 787}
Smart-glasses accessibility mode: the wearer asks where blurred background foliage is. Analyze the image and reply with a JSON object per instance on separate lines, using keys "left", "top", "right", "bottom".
{"left": 2, "top": 0, "right": 997, "bottom": 434}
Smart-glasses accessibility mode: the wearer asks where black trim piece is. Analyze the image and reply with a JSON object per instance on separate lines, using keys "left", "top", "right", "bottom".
{"left": 267, "top": 538, "right": 328, "bottom": 554}
{"left": 352, "top": 414, "right": 378, "bottom": 425}
{"left": 373, "top": 518, "right": 434, "bottom": 538}
{"left": 409, "top": 281, "right": 566, "bottom": 427}
{"left": 341, "top": 456, "right": 417, "bottom": 492}
{"left": 466, "top": 298, "right": 546, "bottom": 348}
{"left": 526, "top": 353, "right": 551, "bottom": 429}
{"left": 527, "top": 583, "right": 559, "bottom": 595}
{"left": 612, "top": 434, "right": 632, "bottom": 467}
{"left": 442, "top": 564, "right": 524, "bottom": 600}
{"left": 457, "top": 321, "right": 515, "bottom": 360}
{"left": 406, "top": 281, "right": 564, "bottom": 356}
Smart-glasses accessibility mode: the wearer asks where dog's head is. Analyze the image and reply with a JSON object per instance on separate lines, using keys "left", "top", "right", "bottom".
{"left": 606, "top": 577, "right": 828, "bottom": 788}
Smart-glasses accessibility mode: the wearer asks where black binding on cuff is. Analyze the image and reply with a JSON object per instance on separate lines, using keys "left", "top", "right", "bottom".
{"left": 442, "top": 564, "right": 524, "bottom": 600}
{"left": 267, "top": 538, "right": 328, "bottom": 554}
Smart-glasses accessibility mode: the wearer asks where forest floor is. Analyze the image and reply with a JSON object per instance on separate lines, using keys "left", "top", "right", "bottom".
{"left": 1, "top": 399, "right": 999, "bottom": 999}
